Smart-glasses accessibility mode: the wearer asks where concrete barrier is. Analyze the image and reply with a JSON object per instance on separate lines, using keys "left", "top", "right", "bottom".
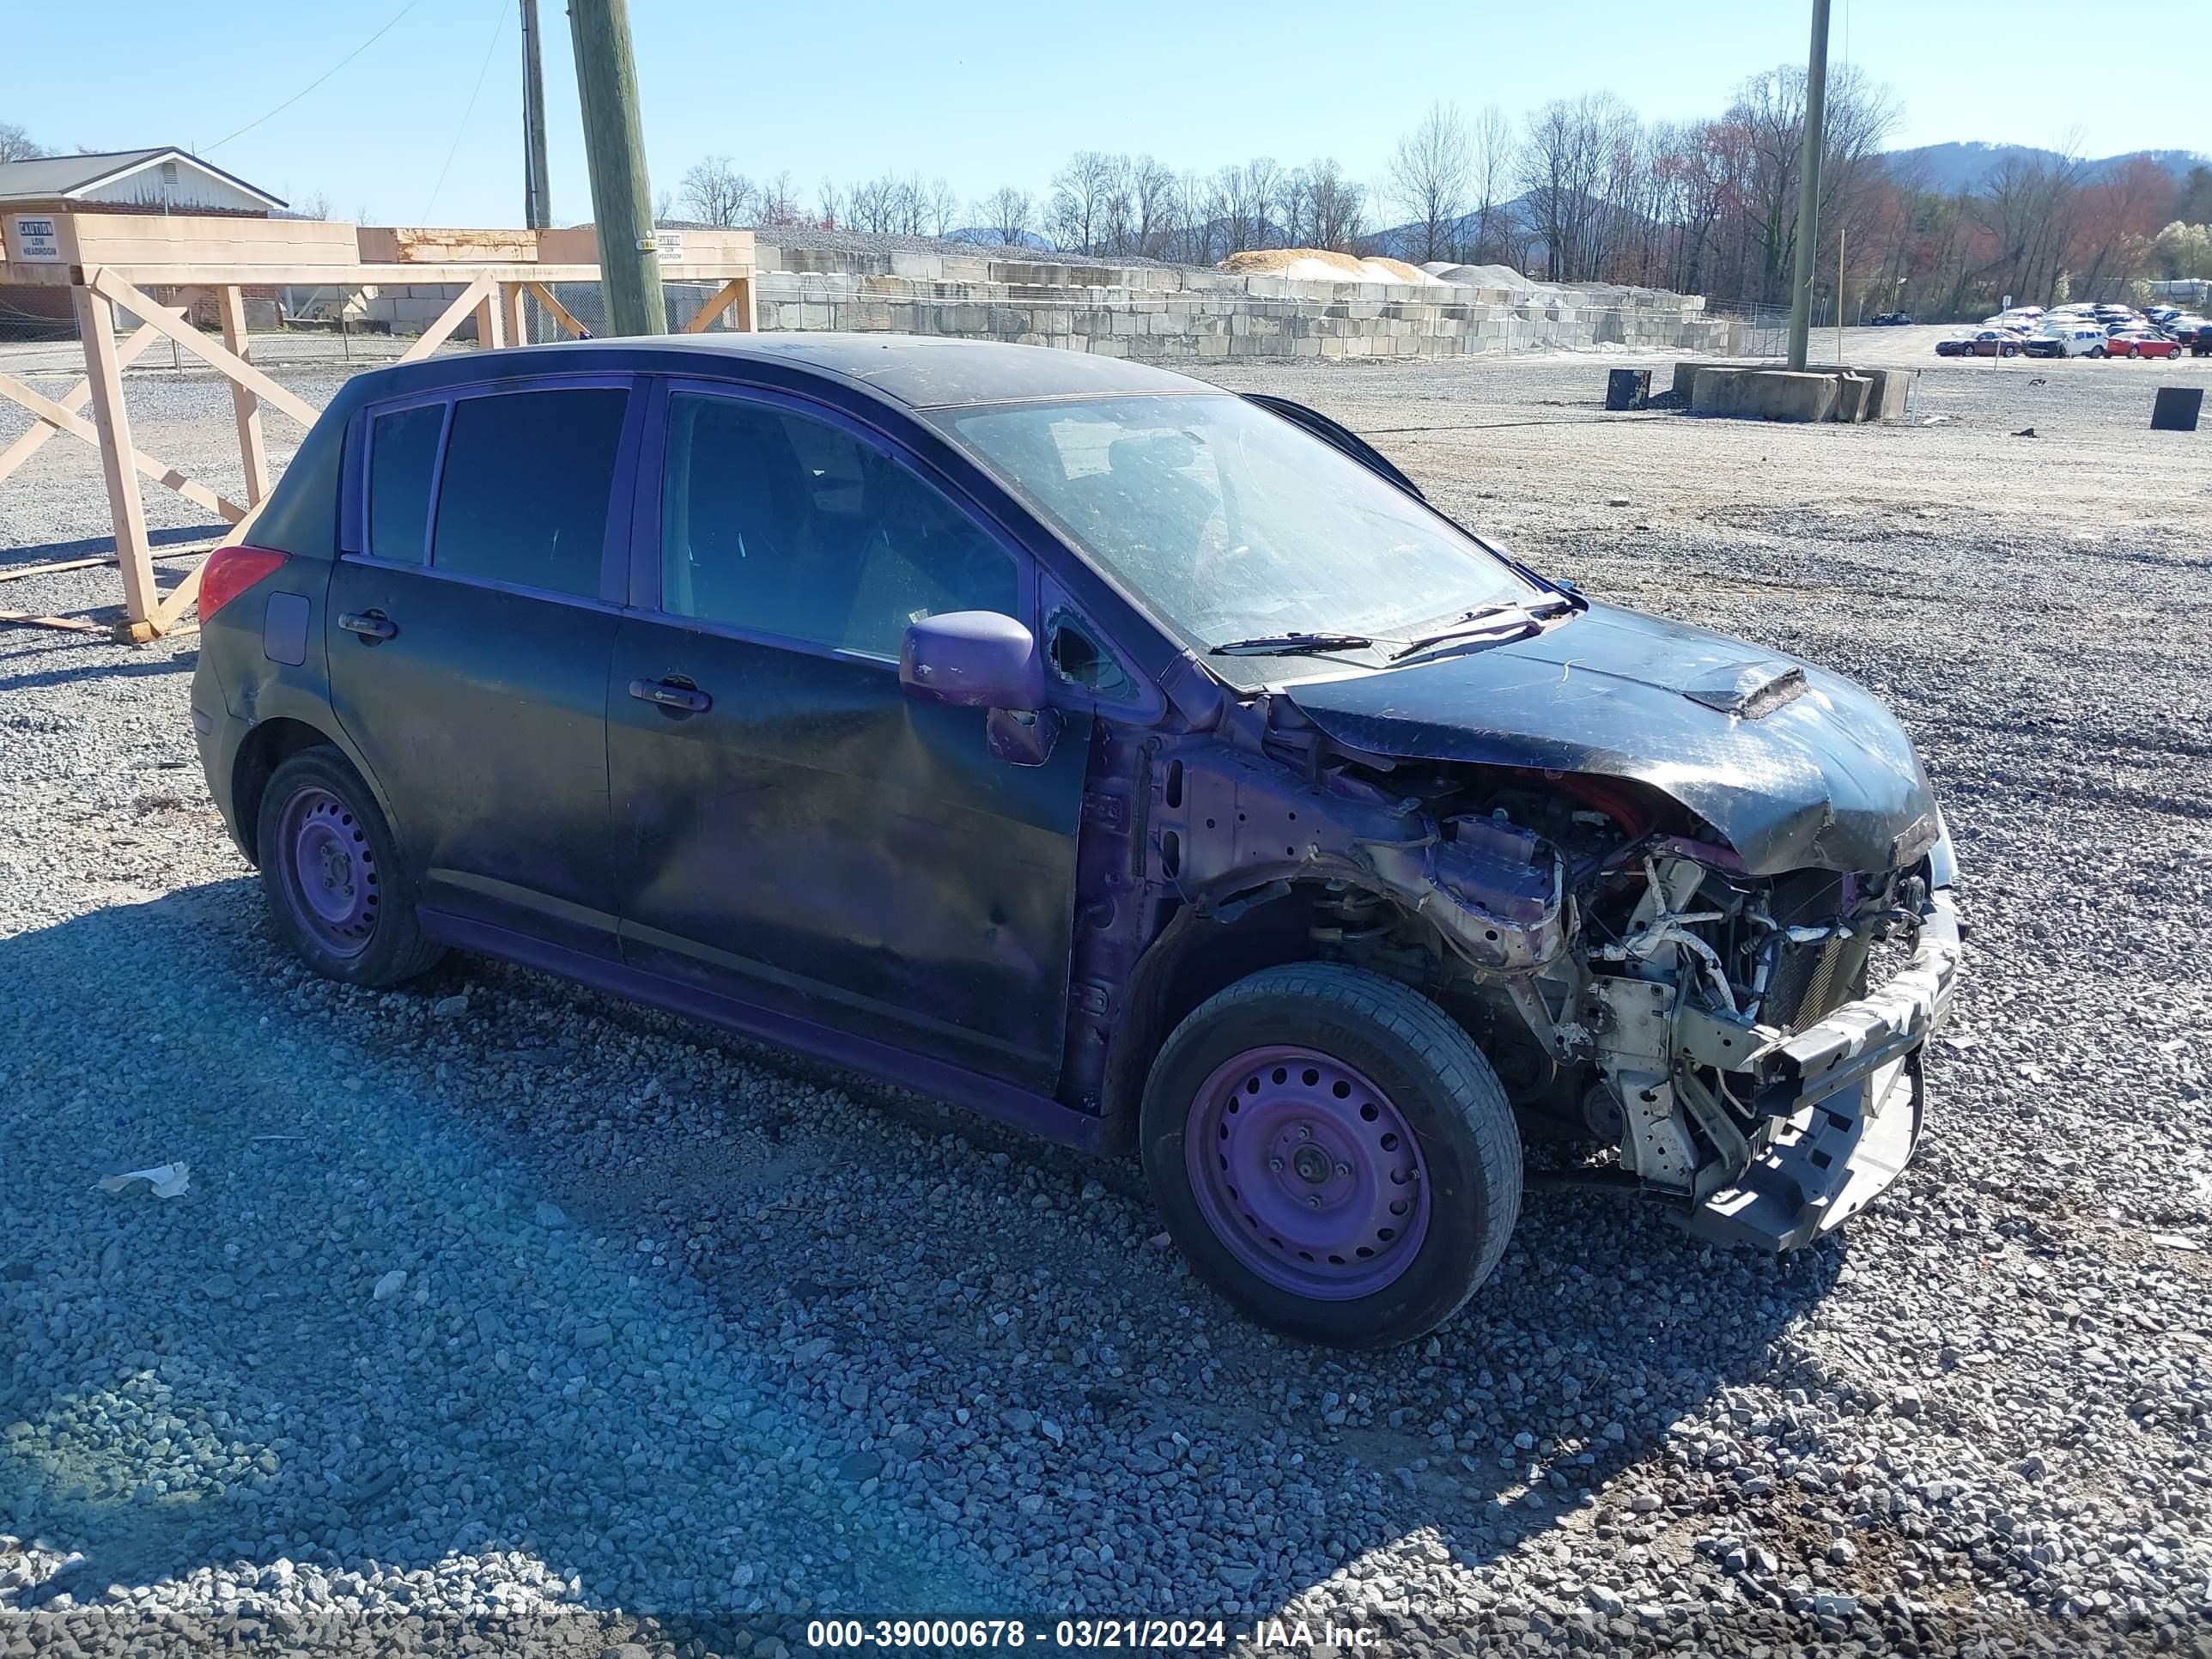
{"left": 1680, "top": 362, "right": 1911, "bottom": 424}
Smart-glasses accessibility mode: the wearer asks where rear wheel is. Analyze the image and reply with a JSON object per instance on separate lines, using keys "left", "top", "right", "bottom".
{"left": 2088, "top": 345, "right": 2106, "bottom": 358}
{"left": 1140, "top": 963, "right": 1522, "bottom": 1348}
{"left": 257, "top": 748, "right": 444, "bottom": 988}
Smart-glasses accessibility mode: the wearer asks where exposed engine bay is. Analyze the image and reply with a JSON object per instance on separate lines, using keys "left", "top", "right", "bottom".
{"left": 1123, "top": 703, "right": 1964, "bottom": 1253}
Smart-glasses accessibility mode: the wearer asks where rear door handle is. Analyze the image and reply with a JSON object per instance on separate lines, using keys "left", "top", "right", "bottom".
{"left": 629, "top": 678, "right": 712, "bottom": 714}
{"left": 337, "top": 611, "right": 398, "bottom": 642}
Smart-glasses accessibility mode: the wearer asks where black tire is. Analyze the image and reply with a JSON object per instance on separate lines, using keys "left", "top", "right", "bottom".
{"left": 1140, "top": 963, "right": 1522, "bottom": 1348}
{"left": 2088, "top": 346, "right": 2106, "bottom": 358}
{"left": 256, "top": 747, "right": 444, "bottom": 988}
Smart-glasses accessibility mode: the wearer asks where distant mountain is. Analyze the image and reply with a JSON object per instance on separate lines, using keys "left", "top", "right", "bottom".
{"left": 1364, "top": 193, "right": 1545, "bottom": 264}
{"left": 1882, "top": 142, "right": 2206, "bottom": 194}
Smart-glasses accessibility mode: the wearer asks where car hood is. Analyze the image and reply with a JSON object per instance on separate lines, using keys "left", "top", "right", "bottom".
{"left": 1285, "top": 601, "right": 1942, "bottom": 876}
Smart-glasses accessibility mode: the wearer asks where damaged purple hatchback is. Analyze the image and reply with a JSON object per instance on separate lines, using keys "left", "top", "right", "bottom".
{"left": 191, "top": 335, "right": 1961, "bottom": 1347}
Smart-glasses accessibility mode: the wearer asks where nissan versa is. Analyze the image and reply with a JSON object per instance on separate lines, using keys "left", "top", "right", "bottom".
{"left": 190, "top": 334, "right": 1962, "bottom": 1348}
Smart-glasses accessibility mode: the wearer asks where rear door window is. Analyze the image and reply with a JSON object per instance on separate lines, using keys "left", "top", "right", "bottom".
{"left": 367, "top": 404, "right": 445, "bottom": 564}
{"left": 429, "top": 387, "right": 629, "bottom": 598}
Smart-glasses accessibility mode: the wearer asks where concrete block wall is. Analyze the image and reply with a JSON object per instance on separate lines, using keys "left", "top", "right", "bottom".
{"left": 751, "top": 246, "right": 1740, "bottom": 362}
{"left": 299, "top": 253, "right": 1740, "bottom": 361}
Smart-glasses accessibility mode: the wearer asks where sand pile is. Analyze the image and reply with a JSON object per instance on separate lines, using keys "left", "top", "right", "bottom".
{"left": 1219, "top": 248, "right": 1442, "bottom": 285}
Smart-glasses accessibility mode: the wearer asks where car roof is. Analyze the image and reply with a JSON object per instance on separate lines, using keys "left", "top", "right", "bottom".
{"left": 354, "top": 332, "right": 1222, "bottom": 411}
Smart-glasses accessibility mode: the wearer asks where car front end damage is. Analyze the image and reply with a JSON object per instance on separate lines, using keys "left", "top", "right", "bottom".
{"left": 1316, "top": 767, "right": 1957, "bottom": 1254}
{"left": 1121, "top": 603, "right": 1963, "bottom": 1253}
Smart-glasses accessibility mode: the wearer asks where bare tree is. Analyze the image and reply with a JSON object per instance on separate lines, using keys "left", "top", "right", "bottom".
{"left": 975, "top": 185, "right": 1034, "bottom": 246}
{"left": 816, "top": 177, "right": 844, "bottom": 230}
{"left": 1468, "top": 104, "right": 1513, "bottom": 264}
{"left": 757, "top": 171, "right": 804, "bottom": 227}
{"left": 1304, "top": 157, "right": 1366, "bottom": 250}
{"left": 923, "top": 178, "right": 960, "bottom": 238}
{"left": 1048, "top": 151, "right": 1121, "bottom": 255}
{"left": 0, "top": 121, "right": 46, "bottom": 162}
{"left": 678, "top": 155, "right": 756, "bottom": 228}
{"left": 1519, "top": 92, "right": 1639, "bottom": 282}
{"left": 1389, "top": 102, "right": 1471, "bottom": 263}
{"left": 1126, "top": 155, "right": 1180, "bottom": 257}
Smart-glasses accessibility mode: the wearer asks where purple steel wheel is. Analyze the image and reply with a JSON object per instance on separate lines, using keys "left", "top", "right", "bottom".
{"left": 1186, "top": 1045, "right": 1431, "bottom": 1300}
{"left": 274, "top": 785, "right": 380, "bottom": 958}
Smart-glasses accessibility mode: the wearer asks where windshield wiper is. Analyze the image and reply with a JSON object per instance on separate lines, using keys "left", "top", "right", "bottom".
{"left": 1207, "top": 631, "right": 1376, "bottom": 658}
{"left": 1384, "top": 598, "right": 1573, "bottom": 662}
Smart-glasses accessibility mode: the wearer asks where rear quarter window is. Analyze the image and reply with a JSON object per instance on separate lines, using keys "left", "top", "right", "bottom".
{"left": 368, "top": 404, "right": 445, "bottom": 564}
{"left": 429, "top": 387, "right": 629, "bottom": 598}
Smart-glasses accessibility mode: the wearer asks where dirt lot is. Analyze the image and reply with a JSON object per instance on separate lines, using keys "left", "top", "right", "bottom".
{"left": 2, "top": 332, "right": 2209, "bottom": 1657}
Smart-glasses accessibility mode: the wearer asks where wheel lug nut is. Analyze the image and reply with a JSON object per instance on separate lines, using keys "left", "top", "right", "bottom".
{"left": 1335, "top": 1162, "right": 1352, "bottom": 1177}
{"left": 1297, "top": 1126, "right": 1313, "bottom": 1141}
{"left": 1268, "top": 1157, "right": 1284, "bottom": 1173}
{"left": 1307, "top": 1195, "right": 1322, "bottom": 1209}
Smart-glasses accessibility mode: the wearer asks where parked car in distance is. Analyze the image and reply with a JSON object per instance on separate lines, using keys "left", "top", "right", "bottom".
{"left": 1934, "top": 337, "right": 1972, "bottom": 356}
{"left": 1867, "top": 312, "right": 1914, "bottom": 325}
{"left": 188, "top": 335, "right": 1962, "bottom": 1348}
{"left": 1961, "top": 329, "right": 2027, "bottom": 356}
{"left": 2106, "top": 331, "right": 2181, "bottom": 359}
{"left": 2023, "top": 325, "right": 2110, "bottom": 358}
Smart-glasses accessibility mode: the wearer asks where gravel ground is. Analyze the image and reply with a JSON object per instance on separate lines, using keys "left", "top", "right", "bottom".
{"left": 3, "top": 332, "right": 2209, "bottom": 1657}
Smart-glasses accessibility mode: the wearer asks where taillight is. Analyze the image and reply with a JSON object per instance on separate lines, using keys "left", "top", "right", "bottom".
{"left": 198, "top": 544, "right": 289, "bottom": 620}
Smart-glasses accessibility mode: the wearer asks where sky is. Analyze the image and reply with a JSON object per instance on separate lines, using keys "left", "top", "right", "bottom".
{"left": 4, "top": 0, "right": 2203, "bottom": 228}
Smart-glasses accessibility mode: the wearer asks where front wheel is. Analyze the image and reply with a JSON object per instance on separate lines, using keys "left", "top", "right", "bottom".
{"left": 1140, "top": 963, "right": 1522, "bottom": 1348}
{"left": 257, "top": 747, "right": 444, "bottom": 988}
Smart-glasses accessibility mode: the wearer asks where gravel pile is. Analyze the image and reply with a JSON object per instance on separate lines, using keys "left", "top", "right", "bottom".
{"left": 2, "top": 338, "right": 2209, "bottom": 1656}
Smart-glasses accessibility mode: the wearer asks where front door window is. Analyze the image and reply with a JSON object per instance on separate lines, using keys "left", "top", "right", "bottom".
{"left": 657, "top": 392, "right": 1018, "bottom": 657}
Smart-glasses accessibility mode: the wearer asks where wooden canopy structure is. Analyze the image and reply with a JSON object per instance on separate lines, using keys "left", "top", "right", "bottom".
{"left": 0, "top": 211, "right": 756, "bottom": 641}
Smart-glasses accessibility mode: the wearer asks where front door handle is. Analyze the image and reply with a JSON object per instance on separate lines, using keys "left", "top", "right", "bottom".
{"left": 629, "top": 677, "right": 712, "bottom": 714}
{"left": 337, "top": 611, "right": 398, "bottom": 643}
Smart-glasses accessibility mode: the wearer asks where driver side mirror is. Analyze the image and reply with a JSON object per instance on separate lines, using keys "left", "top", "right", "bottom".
{"left": 900, "top": 611, "right": 1061, "bottom": 767}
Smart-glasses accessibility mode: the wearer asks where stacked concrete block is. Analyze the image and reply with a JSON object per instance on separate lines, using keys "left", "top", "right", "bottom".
{"left": 737, "top": 248, "right": 1735, "bottom": 363}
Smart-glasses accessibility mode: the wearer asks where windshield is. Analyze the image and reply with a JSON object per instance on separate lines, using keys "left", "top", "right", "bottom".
{"left": 939, "top": 393, "right": 1540, "bottom": 665}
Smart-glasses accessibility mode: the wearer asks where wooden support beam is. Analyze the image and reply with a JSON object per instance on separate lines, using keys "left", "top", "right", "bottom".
{"left": 0, "top": 607, "right": 102, "bottom": 635}
{"left": 499, "top": 281, "right": 529, "bottom": 349}
{"left": 73, "top": 284, "right": 159, "bottom": 626}
{"left": 0, "top": 556, "right": 116, "bottom": 585}
{"left": 87, "top": 268, "right": 321, "bottom": 430}
{"left": 398, "top": 272, "right": 500, "bottom": 364}
{"left": 216, "top": 286, "right": 270, "bottom": 504}
{"left": 0, "top": 293, "right": 200, "bottom": 486}
{"left": 682, "top": 277, "right": 750, "bottom": 334}
{"left": 0, "top": 373, "right": 249, "bottom": 523}
{"left": 147, "top": 559, "right": 210, "bottom": 635}
{"left": 474, "top": 283, "right": 506, "bottom": 350}
{"left": 524, "top": 281, "right": 591, "bottom": 339}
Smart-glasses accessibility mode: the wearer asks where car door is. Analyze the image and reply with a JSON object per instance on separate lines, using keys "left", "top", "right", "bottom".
{"left": 326, "top": 376, "right": 639, "bottom": 957}
{"left": 605, "top": 381, "right": 1089, "bottom": 1091}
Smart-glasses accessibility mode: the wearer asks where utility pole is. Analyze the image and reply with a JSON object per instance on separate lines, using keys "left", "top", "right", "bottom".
{"left": 1784, "top": 0, "right": 1832, "bottom": 370}
{"left": 520, "top": 0, "right": 551, "bottom": 343}
{"left": 520, "top": 0, "right": 550, "bottom": 233}
{"left": 567, "top": 0, "right": 666, "bottom": 336}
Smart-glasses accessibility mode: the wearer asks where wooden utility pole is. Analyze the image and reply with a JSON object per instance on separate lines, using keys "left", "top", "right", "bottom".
{"left": 520, "top": 0, "right": 551, "bottom": 234}
{"left": 567, "top": 0, "right": 666, "bottom": 336}
{"left": 1784, "top": 0, "right": 1832, "bottom": 370}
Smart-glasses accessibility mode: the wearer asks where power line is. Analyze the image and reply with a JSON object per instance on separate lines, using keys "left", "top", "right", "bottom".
{"left": 423, "top": 0, "right": 510, "bottom": 221}
{"left": 204, "top": 1, "right": 421, "bottom": 154}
